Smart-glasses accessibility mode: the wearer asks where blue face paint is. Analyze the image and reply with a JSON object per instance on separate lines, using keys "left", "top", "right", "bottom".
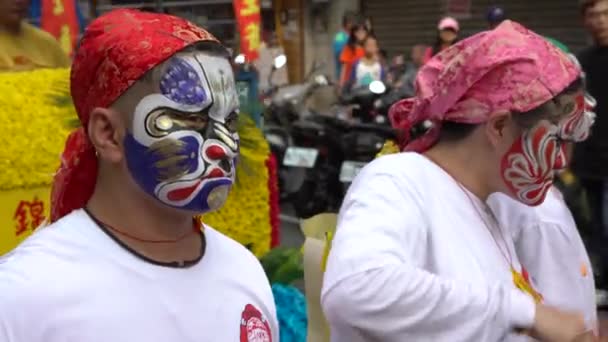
{"left": 126, "top": 53, "right": 239, "bottom": 213}
{"left": 159, "top": 58, "right": 207, "bottom": 105}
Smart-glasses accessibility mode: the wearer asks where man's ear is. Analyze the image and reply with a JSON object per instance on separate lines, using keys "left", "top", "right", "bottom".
{"left": 484, "top": 111, "right": 513, "bottom": 147}
{"left": 87, "top": 107, "right": 125, "bottom": 164}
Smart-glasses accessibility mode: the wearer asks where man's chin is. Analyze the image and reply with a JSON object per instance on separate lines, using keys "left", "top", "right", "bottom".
{"left": 204, "top": 183, "right": 231, "bottom": 211}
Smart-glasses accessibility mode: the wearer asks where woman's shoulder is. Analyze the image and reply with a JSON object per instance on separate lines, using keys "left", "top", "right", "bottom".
{"left": 358, "top": 152, "right": 435, "bottom": 185}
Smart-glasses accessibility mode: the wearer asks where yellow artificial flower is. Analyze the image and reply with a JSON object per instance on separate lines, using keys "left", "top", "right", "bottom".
{"left": 376, "top": 140, "right": 400, "bottom": 158}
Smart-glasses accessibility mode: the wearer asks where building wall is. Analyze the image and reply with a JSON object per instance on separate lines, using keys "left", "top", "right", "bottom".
{"left": 362, "top": 0, "right": 589, "bottom": 59}
{"left": 303, "top": 0, "right": 359, "bottom": 82}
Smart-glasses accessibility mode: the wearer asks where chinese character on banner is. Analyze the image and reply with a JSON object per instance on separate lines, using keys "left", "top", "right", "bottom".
{"left": 234, "top": 0, "right": 261, "bottom": 61}
{"left": 14, "top": 197, "right": 46, "bottom": 237}
{"left": 41, "top": 0, "right": 80, "bottom": 57}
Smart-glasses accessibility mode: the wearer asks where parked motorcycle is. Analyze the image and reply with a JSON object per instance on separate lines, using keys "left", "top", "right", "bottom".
{"left": 281, "top": 81, "right": 398, "bottom": 218}
{"left": 260, "top": 58, "right": 333, "bottom": 201}
{"left": 340, "top": 80, "right": 389, "bottom": 124}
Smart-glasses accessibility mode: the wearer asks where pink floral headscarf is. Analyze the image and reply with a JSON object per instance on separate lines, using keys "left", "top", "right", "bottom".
{"left": 389, "top": 20, "right": 581, "bottom": 152}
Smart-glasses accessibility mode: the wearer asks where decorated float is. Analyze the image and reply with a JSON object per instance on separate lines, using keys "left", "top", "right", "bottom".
{"left": 0, "top": 67, "right": 279, "bottom": 257}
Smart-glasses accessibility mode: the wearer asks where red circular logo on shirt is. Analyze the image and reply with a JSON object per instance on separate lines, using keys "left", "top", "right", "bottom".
{"left": 240, "top": 304, "right": 272, "bottom": 342}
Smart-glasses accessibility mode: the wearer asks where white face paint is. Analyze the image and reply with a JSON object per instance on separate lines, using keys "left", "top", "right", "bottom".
{"left": 124, "top": 51, "right": 240, "bottom": 213}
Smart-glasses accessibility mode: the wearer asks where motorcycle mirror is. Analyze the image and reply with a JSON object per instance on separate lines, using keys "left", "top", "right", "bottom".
{"left": 314, "top": 74, "right": 329, "bottom": 86}
{"left": 374, "top": 115, "right": 387, "bottom": 124}
{"left": 234, "top": 54, "right": 246, "bottom": 65}
{"left": 273, "top": 54, "right": 287, "bottom": 69}
{"left": 369, "top": 80, "right": 386, "bottom": 94}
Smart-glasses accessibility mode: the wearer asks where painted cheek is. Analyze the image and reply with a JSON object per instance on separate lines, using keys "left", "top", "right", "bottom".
{"left": 500, "top": 127, "right": 556, "bottom": 206}
{"left": 124, "top": 134, "right": 202, "bottom": 195}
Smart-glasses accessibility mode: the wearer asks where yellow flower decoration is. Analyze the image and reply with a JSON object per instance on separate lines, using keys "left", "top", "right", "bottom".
{"left": 0, "top": 68, "right": 273, "bottom": 257}
{"left": 376, "top": 140, "right": 400, "bottom": 158}
{"left": 0, "top": 68, "right": 74, "bottom": 191}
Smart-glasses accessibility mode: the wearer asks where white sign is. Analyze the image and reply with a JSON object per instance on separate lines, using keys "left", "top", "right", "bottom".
{"left": 339, "top": 161, "right": 367, "bottom": 183}
{"left": 283, "top": 147, "right": 319, "bottom": 168}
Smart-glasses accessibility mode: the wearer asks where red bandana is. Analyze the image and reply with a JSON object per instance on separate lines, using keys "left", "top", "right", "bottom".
{"left": 51, "top": 9, "right": 219, "bottom": 222}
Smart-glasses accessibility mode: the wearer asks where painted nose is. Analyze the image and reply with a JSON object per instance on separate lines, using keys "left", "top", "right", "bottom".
{"left": 205, "top": 145, "right": 227, "bottom": 160}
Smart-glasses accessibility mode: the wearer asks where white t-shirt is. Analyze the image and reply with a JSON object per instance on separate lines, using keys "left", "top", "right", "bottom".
{"left": 353, "top": 60, "right": 383, "bottom": 87}
{"left": 0, "top": 209, "right": 279, "bottom": 342}
{"left": 488, "top": 188, "right": 597, "bottom": 330}
{"left": 321, "top": 152, "right": 536, "bottom": 342}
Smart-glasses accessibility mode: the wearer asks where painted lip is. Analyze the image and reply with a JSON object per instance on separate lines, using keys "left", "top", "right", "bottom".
{"left": 165, "top": 175, "right": 232, "bottom": 203}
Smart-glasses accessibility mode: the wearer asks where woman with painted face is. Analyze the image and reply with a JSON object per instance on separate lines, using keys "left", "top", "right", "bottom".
{"left": 321, "top": 21, "right": 595, "bottom": 341}
{"left": 423, "top": 16, "right": 460, "bottom": 64}
{"left": 0, "top": 10, "right": 278, "bottom": 342}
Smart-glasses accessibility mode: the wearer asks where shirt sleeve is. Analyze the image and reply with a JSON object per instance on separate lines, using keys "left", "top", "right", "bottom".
{"left": 0, "top": 262, "right": 36, "bottom": 342}
{"left": 321, "top": 170, "right": 536, "bottom": 341}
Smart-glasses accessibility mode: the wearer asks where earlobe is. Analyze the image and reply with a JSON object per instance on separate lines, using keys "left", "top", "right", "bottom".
{"left": 87, "top": 107, "right": 124, "bottom": 163}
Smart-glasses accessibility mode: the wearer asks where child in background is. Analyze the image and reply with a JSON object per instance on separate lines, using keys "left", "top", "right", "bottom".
{"left": 346, "top": 36, "right": 385, "bottom": 92}
{"left": 339, "top": 22, "right": 368, "bottom": 88}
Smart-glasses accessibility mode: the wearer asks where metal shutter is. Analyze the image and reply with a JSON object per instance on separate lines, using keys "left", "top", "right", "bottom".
{"left": 362, "top": 0, "right": 588, "bottom": 57}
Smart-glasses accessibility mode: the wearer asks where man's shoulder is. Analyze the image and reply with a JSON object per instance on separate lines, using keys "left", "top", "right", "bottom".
{"left": 0, "top": 211, "right": 95, "bottom": 289}
{"left": 576, "top": 45, "right": 597, "bottom": 65}
{"left": 203, "top": 225, "right": 266, "bottom": 271}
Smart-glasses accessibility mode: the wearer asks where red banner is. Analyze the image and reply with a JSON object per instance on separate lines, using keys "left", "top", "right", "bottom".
{"left": 41, "top": 0, "right": 80, "bottom": 57}
{"left": 233, "top": 0, "right": 261, "bottom": 62}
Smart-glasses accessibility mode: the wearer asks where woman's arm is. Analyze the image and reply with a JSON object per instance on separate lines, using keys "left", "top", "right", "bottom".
{"left": 321, "top": 169, "right": 536, "bottom": 341}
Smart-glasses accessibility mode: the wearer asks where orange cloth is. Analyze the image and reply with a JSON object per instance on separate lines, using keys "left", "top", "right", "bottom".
{"left": 339, "top": 45, "right": 364, "bottom": 84}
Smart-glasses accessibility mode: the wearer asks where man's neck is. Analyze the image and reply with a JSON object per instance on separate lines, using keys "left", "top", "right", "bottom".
{"left": 86, "top": 173, "right": 202, "bottom": 263}
{"left": 87, "top": 175, "right": 194, "bottom": 241}
{"left": 424, "top": 142, "right": 492, "bottom": 201}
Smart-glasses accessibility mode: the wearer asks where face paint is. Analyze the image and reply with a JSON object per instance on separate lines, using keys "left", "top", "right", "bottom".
{"left": 558, "top": 93, "right": 596, "bottom": 142}
{"left": 124, "top": 52, "right": 240, "bottom": 213}
{"left": 501, "top": 88, "right": 597, "bottom": 206}
{"left": 501, "top": 121, "right": 564, "bottom": 206}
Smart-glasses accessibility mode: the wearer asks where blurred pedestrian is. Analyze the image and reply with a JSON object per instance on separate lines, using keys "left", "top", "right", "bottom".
{"left": 364, "top": 16, "right": 375, "bottom": 37}
{"left": 423, "top": 16, "right": 460, "bottom": 64}
{"left": 377, "top": 44, "right": 427, "bottom": 109}
{"left": 574, "top": 0, "right": 608, "bottom": 238}
{"left": 487, "top": 6, "right": 507, "bottom": 29}
{"left": 345, "top": 35, "right": 385, "bottom": 91}
{"left": 0, "top": 0, "right": 69, "bottom": 71}
{"left": 333, "top": 11, "right": 358, "bottom": 81}
{"left": 488, "top": 43, "right": 599, "bottom": 338}
{"left": 339, "top": 21, "right": 368, "bottom": 88}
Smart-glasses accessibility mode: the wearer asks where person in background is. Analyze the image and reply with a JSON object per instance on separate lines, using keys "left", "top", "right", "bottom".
{"left": 423, "top": 16, "right": 460, "bottom": 64}
{"left": 0, "top": 9, "right": 278, "bottom": 341}
{"left": 487, "top": 44, "right": 599, "bottom": 334}
{"left": 376, "top": 44, "right": 426, "bottom": 110}
{"left": 339, "top": 21, "right": 368, "bottom": 89}
{"left": 345, "top": 35, "right": 385, "bottom": 92}
{"left": 487, "top": 5, "right": 507, "bottom": 29}
{"left": 364, "top": 16, "right": 375, "bottom": 37}
{"left": 574, "top": 0, "right": 608, "bottom": 242}
{"left": 0, "top": 0, "right": 69, "bottom": 71}
{"left": 333, "top": 11, "right": 358, "bottom": 81}
{"left": 322, "top": 20, "right": 593, "bottom": 341}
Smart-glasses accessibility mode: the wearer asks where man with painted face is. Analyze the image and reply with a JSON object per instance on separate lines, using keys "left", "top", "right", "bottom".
{"left": 0, "top": 9, "right": 278, "bottom": 342}
{"left": 321, "top": 21, "right": 596, "bottom": 341}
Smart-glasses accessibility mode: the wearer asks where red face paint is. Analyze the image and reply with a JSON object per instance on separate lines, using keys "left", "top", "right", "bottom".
{"left": 501, "top": 122, "right": 564, "bottom": 206}
{"left": 559, "top": 93, "right": 596, "bottom": 142}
